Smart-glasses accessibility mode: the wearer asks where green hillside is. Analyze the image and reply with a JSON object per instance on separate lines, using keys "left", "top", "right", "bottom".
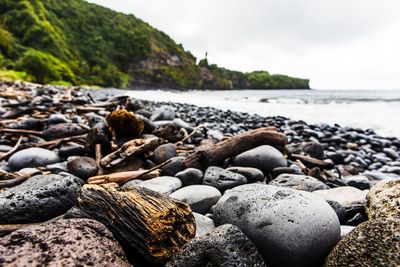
{"left": 0, "top": 0, "right": 310, "bottom": 89}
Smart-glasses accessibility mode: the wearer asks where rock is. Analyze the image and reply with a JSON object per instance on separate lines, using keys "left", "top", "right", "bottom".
{"left": 226, "top": 166, "right": 264, "bottom": 183}
{"left": 193, "top": 212, "right": 215, "bottom": 237}
{"left": 166, "top": 224, "right": 266, "bottom": 267}
{"left": 303, "top": 142, "right": 325, "bottom": 159}
{"left": 162, "top": 156, "right": 185, "bottom": 176}
{"left": 366, "top": 178, "right": 400, "bottom": 219}
{"left": 213, "top": 184, "right": 340, "bottom": 267}
{"left": 342, "top": 175, "right": 371, "bottom": 190}
{"left": 270, "top": 166, "right": 301, "bottom": 179}
{"left": 169, "top": 185, "right": 221, "bottom": 214}
{"left": 153, "top": 143, "right": 177, "bottom": 164}
{"left": 324, "top": 218, "right": 400, "bottom": 267}
{"left": 59, "top": 143, "right": 86, "bottom": 158}
{"left": 203, "top": 166, "right": 247, "bottom": 191}
{"left": 151, "top": 105, "right": 175, "bottom": 121}
{"left": 8, "top": 147, "right": 60, "bottom": 170}
{"left": 43, "top": 123, "right": 87, "bottom": 139}
{"left": 48, "top": 113, "right": 69, "bottom": 124}
{"left": 0, "top": 174, "right": 83, "bottom": 224}
{"left": 175, "top": 168, "right": 203, "bottom": 186}
{"left": 269, "top": 173, "right": 329, "bottom": 192}
{"left": 0, "top": 219, "right": 130, "bottom": 266}
{"left": 313, "top": 187, "right": 367, "bottom": 222}
{"left": 67, "top": 156, "right": 98, "bottom": 180}
{"left": 46, "top": 161, "right": 69, "bottom": 173}
{"left": 75, "top": 183, "right": 195, "bottom": 265}
{"left": 340, "top": 225, "right": 355, "bottom": 237}
{"left": 121, "top": 179, "right": 144, "bottom": 189}
{"left": 0, "top": 145, "right": 12, "bottom": 153}
{"left": 233, "top": 145, "right": 287, "bottom": 175}
{"left": 139, "top": 176, "right": 182, "bottom": 195}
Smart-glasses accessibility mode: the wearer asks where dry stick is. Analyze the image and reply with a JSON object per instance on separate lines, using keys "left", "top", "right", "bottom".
{"left": 0, "top": 136, "right": 23, "bottom": 161}
{"left": 95, "top": 143, "right": 103, "bottom": 175}
{"left": 0, "top": 128, "right": 43, "bottom": 135}
{"left": 133, "top": 158, "right": 173, "bottom": 180}
{"left": 176, "top": 124, "right": 207, "bottom": 145}
{"left": 35, "top": 134, "right": 87, "bottom": 148}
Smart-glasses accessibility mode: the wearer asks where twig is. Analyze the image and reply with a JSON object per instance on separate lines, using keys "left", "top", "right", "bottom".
{"left": 176, "top": 124, "right": 206, "bottom": 145}
{"left": 35, "top": 134, "right": 87, "bottom": 148}
{"left": 0, "top": 136, "right": 23, "bottom": 161}
{"left": 134, "top": 158, "right": 173, "bottom": 180}
{"left": 95, "top": 143, "right": 103, "bottom": 175}
{"left": 0, "top": 128, "right": 43, "bottom": 135}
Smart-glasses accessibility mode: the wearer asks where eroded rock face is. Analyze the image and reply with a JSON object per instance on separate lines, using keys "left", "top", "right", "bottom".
{"left": 324, "top": 218, "right": 400, "bottom": 267}
{"left": 0, "top": 174, "right": 84, "bottom": 224}
{"left": 366, "top": 178, "right": 400, "bottom": 219}
{"left": 0, "top": 219, "right": 130, "bottom": 267}
{"left": 166, "top": 224, "right": 266, "bottom": 267}
{"left": 75, "top": 183, "right": 196, "bottom": 265}
{"left": 213, "top": 184, "right": 341, "bottom": 267}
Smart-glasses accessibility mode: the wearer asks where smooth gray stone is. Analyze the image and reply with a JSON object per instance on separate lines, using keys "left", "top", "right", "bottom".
{"left": 169, "top": 185, "right": 221, "bottom": 214}
{"left": 59, "top": 143, "right": 86, "bottom": 158}
{"left": 121, "top": 179, "right": 144, "bottom": 189}
{"left": 166, "top": 224, "right": 266, "bottom": 267}
{"left": 67, "top": 156, "right": 98, "bottom": 180}
{"left": 226, "top": 167, "right": 264, "bottom": 183}
{"left": 150, "top": 105, "right": 175, "bottom": 121}
{"left": 139, "top": 176, "right": 182, "bottom": 195}
{"left": 313, "top": 187, "right": 367, "bottom": 211}
{"left": 193, "top": 212, "right": 215, "bottom": 237}
{"left": 161, "top": 156, "right": 185, "bottom": 176}
{"left": 153, "top": 143, "right": 177, "bottom": 164}
{"left": 203, "top": 166, "right": 247, "bottom": 192}
{"left": 269, "top": 173, "right": 329, "bottom": 192}
{"left": 0, "top": 145, "right": 12, "bottom": 153}
{"left": 46, "top": 162, "right": 69, "bottom": 174}
{"left": 233, "top": 145, "right": 287, "bottom": 175}
{"left": 0, "top": 174, "right": 84, "bottom": 224}
{"left": 8, "top": 147, "right": 60, "bottom": 170}
{"left": 213, "top": 184, "right": 340, "bottom": 267}
{"left": 340, "top": 225, "right": 356, "bottom": 237}
{"left": 43, "top": 123, "right": 87, "bottom": 139}
{"left": 175, "top": 168, "right": 203, "bottom": 186}
{"left": 342, "top": 175, "right": 371, "bottom": 190}
{"left": 48, "top": 113, "right": 69, "bottom": 124}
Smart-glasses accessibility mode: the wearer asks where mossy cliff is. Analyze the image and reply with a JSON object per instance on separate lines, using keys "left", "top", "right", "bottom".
{"left": 0, "top": 0, "right": 310, "bottom": 89}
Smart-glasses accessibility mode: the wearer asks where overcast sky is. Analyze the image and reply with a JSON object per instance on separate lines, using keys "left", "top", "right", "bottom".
{"left": 87, "top": 0, "right": 400, "bottom": 89}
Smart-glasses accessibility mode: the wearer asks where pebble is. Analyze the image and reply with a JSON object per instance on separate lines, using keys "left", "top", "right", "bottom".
{"left": 193, "top": 212, "right": 215, "bottom": 237}
{"left": 153, "top": 143, "right": 177, "bottom": 164}
{"left": 232, "top": 145, "right": 287, "bottom": 175}
{"left": 67, "top": 156, "right": 98, "bottom": 180}
{"left": 59, "top": 143, "right": 86, "bottom": 158}
{"left": 169, "top": 185, "right": 222, "bottom": 214}
{"left": 213, "top": 184, "right": 340, "bottom": 267}
{"left": 150, "top": 105, "right": 175, "bottom": 121}
{"left": 48, "top": 113, "right": 69, "bottom": 124}
{"left": 139, "top": 176, "right": 182, "bottom": 195}
{"left": 324, "top": 218, "right": 400, "bottom": 267}
{"left": 166, "top": 224, "right": 266, "bottom": 267}
{"left": 342, "top": 175, "right": 371, "bottom": 190}
{"left": 203, "top": 166, "right": 247, "bottom": 191}
{"left": 8, "top": 147, "right": 60, "bottom": 170}
{"left": 175, "top": 168, "right": 203, "bottom": 186}
{"left": 366, "top": 178, "right": 400, "bottom": 220}
{"left": 0, "top": 219, "right": 130, "bottom": 266}
{"left": 226, "top": 166, "right": 264, "bottom": 183}
{"left": 121, "top": 179, "right": 144, "bottom": 189}
{"left": 269, "top": 173, "right": 329, "bottom": 192}
{"left": 161, "top": 156, "right": 185, "bottom": 176}
{"left": 43, "top": 123, "right": 87, "bottom": 139}
{"left": 0, "top": 174, "right": 84, "bottom": 224}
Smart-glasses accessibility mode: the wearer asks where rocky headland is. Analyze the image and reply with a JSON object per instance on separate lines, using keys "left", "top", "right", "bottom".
{"left": 0, "top": 81, "right": 399, "bottom": 267}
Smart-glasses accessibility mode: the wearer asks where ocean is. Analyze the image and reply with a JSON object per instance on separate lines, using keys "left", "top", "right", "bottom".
{"left": 116, "top": 89, "right": 400, "bottom": 138}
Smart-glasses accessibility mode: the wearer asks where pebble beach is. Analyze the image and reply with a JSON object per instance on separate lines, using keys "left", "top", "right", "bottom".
{"left": 0, "top": 81, "right": 399, "bottom": 267}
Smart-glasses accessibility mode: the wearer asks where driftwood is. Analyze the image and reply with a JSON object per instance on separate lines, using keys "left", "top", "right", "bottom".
{"left": 184, "top": 127, "right": 287, "bottom": 170}
{"left": 291, "top": 154, "right": 334, "bottom": 170}
{"left": 0, "top": 128, "right": 42, "bottom": 135}
{"left": 87, "top": 169, "right": 160, "bottom": 184}
{"left": 100, "top": 137, "right": 164, "bottom": 168}
{"left": 77, "top": 183, "right": 196, "bottom": 265}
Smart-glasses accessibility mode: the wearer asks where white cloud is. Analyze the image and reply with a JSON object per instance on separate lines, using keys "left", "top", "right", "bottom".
{"left": 86, "top": 0, "right": 400, "bottom": 89}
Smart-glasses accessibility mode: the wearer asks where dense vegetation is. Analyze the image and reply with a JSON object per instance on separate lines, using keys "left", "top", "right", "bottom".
{"left": 0, "top": 0, "right": 310, "bottom": 89}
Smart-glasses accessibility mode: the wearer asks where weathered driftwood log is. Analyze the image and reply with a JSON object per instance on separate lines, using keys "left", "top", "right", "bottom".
{"left": 76, "top": 184, "right": 196, "bottom": 265}
{"left": 291, "top": 154, "right": 334, "bottom": 170}
{"left": 184, "top": 127, "right": 287, "bottom": 170}
{"left": 87, "top": 169, "right": 160, "bottom": 184}
{"left": 100, "top": 137, "right": 164, "bottom": 169}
